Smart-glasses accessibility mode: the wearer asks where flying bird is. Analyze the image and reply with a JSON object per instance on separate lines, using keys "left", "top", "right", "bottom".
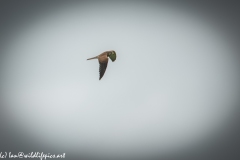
{"left": 87, "top": 50, "right": 117, "bottom": 80}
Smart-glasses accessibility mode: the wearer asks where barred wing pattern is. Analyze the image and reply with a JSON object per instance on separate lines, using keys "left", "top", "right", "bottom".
{"left": 99, "top": 60, "right": 108, "bottom": 80}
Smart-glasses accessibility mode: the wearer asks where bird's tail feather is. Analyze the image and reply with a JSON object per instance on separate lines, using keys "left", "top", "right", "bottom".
{"left": 87, "top": 56, "right": 98, "bottom": 60}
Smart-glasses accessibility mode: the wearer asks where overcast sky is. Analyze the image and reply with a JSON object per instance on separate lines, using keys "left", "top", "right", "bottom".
{"left": 0, "top": 1, "right": 240, "bottom": 160}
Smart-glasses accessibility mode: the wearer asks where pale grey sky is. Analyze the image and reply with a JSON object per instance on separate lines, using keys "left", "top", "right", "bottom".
{"left": 0, "top": 1, "right": 240, "bottom": 159}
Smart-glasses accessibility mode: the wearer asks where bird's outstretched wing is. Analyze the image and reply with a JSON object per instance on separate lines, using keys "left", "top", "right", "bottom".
{"left": 99, "top": 59, "right": 108, "bottom": 80}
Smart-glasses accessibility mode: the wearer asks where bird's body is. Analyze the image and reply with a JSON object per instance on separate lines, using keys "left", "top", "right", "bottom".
{"left": 87, "top": 50, "right": 116, "bottom": 80}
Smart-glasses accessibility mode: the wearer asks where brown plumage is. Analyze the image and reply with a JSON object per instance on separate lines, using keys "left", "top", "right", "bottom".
{"left": 98, "top": 52, "right": 108, "bottom": 80}
{"left": 87, "top": 50, "right": 116, "bottom": 80}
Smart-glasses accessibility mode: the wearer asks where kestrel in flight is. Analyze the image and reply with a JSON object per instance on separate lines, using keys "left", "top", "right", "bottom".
{"left": 87, "top": 50, "right": 117, "bottom": 80}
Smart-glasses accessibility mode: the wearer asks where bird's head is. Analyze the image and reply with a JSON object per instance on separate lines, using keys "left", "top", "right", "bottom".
{"left": 108, "top": 50, "right": 117, "bottom": 62}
